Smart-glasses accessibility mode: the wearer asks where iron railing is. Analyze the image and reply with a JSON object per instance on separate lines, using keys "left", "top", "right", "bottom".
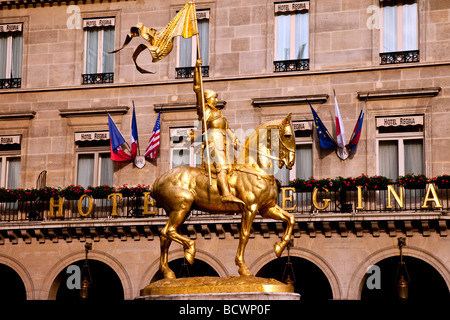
{"left": 0, "top": 78, "right": 21, "bottom": 89}
{"left": 175, "top": 66, "right": 209, "bottom": 79}
{"left": 274, "top": 59, "right": 309, "bottom": 72}
{"left": 0, "top": 186, "right": 447, "bottom": 222}
{"left": 82, "top": 73, "right": 114, "bottom": 84}
{"left": 380, "top": 50, "right": 419, "bottom": 65}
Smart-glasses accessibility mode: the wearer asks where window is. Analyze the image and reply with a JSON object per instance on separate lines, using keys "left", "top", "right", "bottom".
{"left": 380, "top": 0, "right": 419, "bottom": 64}
{"left": 0, "top": 23, "right": 23, "bottom": 89}
{"left": 0, "top": 135, "right": 21, "bottom": 188}
{"left": 82, "top": 18, "right": 115, "bottom": 84}
{"left": 274, "top": 120, "right": 313, "bottom": 185}
{"left": 176, "top": 10, "right": 210, "bottom": 78}
{"left": 274, "top": 1, "right": 309, "bottom": 72}
{"left": 376, "top": 115, "right": 424, "bottom": 179}
{"left": 75, "top": 131, "right": 113, "bottom": 187}
{"left": 170, "top": 127, "right": 201, "bottom": 168}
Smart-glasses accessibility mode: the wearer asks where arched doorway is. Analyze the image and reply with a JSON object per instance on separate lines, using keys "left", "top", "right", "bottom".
{"left": 256, "top": 256, "right": 333, "bottom": 301}
{"left": 0, "top": 264, "right": 26, "bottom": 300}
{"left": 361, "top": 256, "right": 450, "bottom": 301}
{"left": 151, "top": 258, "right": 219, "bottom": 282}
{"left": 54, "top": 260, "right": 124, "bottom": 300}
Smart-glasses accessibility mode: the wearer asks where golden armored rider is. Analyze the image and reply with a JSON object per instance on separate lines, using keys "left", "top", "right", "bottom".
{"left": 194, "top": 59, "right": 244, "bottom": 205}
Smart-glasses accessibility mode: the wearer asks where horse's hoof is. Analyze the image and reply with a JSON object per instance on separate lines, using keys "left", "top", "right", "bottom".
{"left": 274, "top": 242, "right": 284, "bottom": 257}
{"left": 163, "top": 269, "right": 176, "bottom": 279}
{"left": 238, "top": 265, "right": 253, "bottom": 277}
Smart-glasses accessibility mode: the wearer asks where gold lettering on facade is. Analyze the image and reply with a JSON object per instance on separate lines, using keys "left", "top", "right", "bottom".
{"left": 78, "top": 194, "right": 94, "bottom": 216}
{"left": 49, "top": 196, "right": 64, "bottom": 218}
{"left": 280, "top": 187, "right": 297, "bottom": 211}
{"left": 421, "top": 184, "right": 443, "bottom": 208}
{"left": 108, "top": 193, "right": 123, "bottom": 216}
{"left": 386, "top": 185, "right": 404, "bottom": 208}
{"left": 143, "top": 191, "right": 158, "bottom": 214}
{"left": 312, "top": 187, "right": 331, "bottom": 210}
{"left": 356, "top": 185, "right": 364, "bottom": 210}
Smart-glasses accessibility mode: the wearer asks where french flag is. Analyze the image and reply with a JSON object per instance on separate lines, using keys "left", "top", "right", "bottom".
{"left": 334, "top": 90, "right": 346, "bottom": 149}
{"left": 130, "top": 105, "right": 139, "bottom": 158}
{"left": 108, "top": 113, "right": 133, "bottom": 162}
{"left": 346, "top": 100, "right": 366, "bottom": 151}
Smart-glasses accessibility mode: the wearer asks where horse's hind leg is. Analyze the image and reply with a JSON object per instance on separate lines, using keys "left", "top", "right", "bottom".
{"left": 159, "top": 234, "right": 175, "bottom": 279}
{"left": 261, "top": 205, "right": 295, "bottom": 257}
{"left": 160, "top": 208, "right": 196, "bottom": 265}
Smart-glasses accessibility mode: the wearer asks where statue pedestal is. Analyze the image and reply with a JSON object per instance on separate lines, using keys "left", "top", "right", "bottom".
{"left": 137, "top": 276, "right": 300, "bottom": 300}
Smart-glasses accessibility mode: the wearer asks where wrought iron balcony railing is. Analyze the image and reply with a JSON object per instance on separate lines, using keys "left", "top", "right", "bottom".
{"left": 274, "top": 59, "right": 309, "bottom": 72}
{"left": 175, "top": 66, "right": 209, "bottom": 79}
{"left": 0, "top": 185, "right": 447, "bottom": 223}
{"left": 380, "top": 50, "right": 419, "bottom": 65}
{"left": 82, "top": 72, "right": 114, "bottom": 85}
{"left": 0, "top": 78, "right": 21, "bottom": 89}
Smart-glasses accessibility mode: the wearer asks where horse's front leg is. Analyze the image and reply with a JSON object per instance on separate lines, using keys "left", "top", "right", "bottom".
{"left": 159, "top": 233, "right": 175, "bottom": 279}
{"left": 235, "top": 206, "right": 257, "bottom": 276}
{"left": 261, "top": 205, "right": 295, "bottom": 257}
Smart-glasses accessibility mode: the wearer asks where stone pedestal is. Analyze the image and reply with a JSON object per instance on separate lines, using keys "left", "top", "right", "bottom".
{"left": 137, "top": 276, "right": 300, "bottom": 300}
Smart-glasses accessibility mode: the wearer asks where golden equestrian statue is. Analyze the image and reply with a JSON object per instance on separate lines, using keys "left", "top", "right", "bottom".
{"left": 150, "top": 62, "right": 296, "bottom": 278}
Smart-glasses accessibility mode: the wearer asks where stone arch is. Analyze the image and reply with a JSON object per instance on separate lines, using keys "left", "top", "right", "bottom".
{"left": 139, "top": 248, "right": 231, "bottom": 291}
{"left": 0, "top": 254, "right": 34, "bottom": 300}
{"left": 249, "top": 246, "right": 343, "bottom": 300}
{"left": 42, "top": 249, "right": 133, "bottom": 300}
{"left": 347, "top": 244, "right": 450, "bottom": 300}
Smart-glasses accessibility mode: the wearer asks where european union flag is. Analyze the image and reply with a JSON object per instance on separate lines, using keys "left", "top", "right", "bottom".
{"left": 309, "top": 103, "right": 338, "bottom": 149}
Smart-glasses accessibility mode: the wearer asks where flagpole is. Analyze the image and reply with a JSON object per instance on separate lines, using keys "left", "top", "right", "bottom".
{"left": 193, "top": 1, "right": 212, "bottom": 186}
{"left": 132, "top": 100, "right": 141, "bottom": 156}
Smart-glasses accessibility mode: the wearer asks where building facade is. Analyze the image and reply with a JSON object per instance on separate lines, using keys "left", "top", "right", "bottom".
{"left": 0, "top": 0, "right": 449, "bottom": 300}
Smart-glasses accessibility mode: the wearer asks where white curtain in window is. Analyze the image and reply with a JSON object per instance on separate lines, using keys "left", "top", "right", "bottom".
{"left": 172, "top": 149, "right": 190, "bottom": 168}
{"left": 295, "top": 11, "right": 309, "bottom": 59}
{"left": 179, "top": 36, "right": 192, "bottom": 67}
{"left": 275, "top": 166, "right": 290, "bottom": 186}
{"left": 402, "top": 0, "right": 418, "bottom": 51}
{"left": 86, "top": 28, "right": 99, "bottom": 74}
{"left": 11, "top": 32, "right": 22, "bottom": 78}
{"left": 276, "top": 14, "right": 291, "bottom": 60}
{"left": 198, "top": 19, "right": 209, "bottom": 66}
{"left": 102, "top": 27, "right": 115, "bottom": 73}
{"left": 382, "top": 2, "right": 398, "bottom": 53}
{"left": 0, "top": 34, "right": 7, "bottom": 78}
{"left": 379, "top": 141, "right": 398, "bottom": 179}
{"left": 404, "top": 139, "right": 423, "bottom": 175}
{"left": 77, "top": 154, "right": 94, "bottom": 188}
{"left": 296, "top": 145, "right": 312, "bottom": 180}
{"left": 6, "top": 157, "right": 20, "bottom": 189}
{"left": 100, "top": 154, "right": 113, "bottom": 186}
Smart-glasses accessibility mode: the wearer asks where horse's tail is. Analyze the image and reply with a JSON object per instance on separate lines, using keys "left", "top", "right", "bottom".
{"left": 149, "top": 177, "right": 161, "bottom": 208}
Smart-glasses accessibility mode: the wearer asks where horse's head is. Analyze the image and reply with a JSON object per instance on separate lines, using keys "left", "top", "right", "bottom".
{"left": 278, "top": 113, "right": 296, "bottom": 170}
{"left": 240, "top": 113, "right": 295, "bottom": 173}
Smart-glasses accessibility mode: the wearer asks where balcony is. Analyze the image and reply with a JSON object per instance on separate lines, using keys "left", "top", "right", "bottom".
{"left": 380, "top": 50, "right": 419, "bottom": 65}
{"left": 82, "top": 73, "right": 114, "bottom": 85}
{"left": 0, "top": 78, "right": 21, "bottom": 89}
{"left": 0, "top": 185, "right": 447, "bottom": 223}
{"left": 175, "top": 66, "right": 209, "bottom": 79}
{"left": 274, "top": 59, "right": 309, "bottom": 72}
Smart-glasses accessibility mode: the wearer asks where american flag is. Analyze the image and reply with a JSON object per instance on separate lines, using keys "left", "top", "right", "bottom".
{"left": 145, "top": 111, "right": 161, "bottom": 159}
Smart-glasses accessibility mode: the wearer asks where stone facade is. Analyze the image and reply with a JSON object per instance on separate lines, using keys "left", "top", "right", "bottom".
{"left": 0, "top": 0, "right": 449, "bottom": 300}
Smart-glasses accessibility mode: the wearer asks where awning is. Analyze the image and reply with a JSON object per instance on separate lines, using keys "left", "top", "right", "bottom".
{"left": 275, "top": 1, "right": 309, "bottom": 13}
{"left": 292, "top": 121, "right": 313, "bottom": 131}
{"left": 83, "top": 17, "right": 115, "bottom": 28}
{"left": 75, "top": 131, "right": 109, "bottom": 142}
{"left": 0, "top": 23, "right": 22, "bottom": 33}
{"left": 0, "top": 135, "right": 21, "bottom": 145}
{"left": 376, "top": 115, "right": 424, "bottom": 127}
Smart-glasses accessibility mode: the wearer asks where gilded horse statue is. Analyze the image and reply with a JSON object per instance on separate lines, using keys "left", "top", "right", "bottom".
{"left": 150, "top": 114, "right": 296, "bottom": 279}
